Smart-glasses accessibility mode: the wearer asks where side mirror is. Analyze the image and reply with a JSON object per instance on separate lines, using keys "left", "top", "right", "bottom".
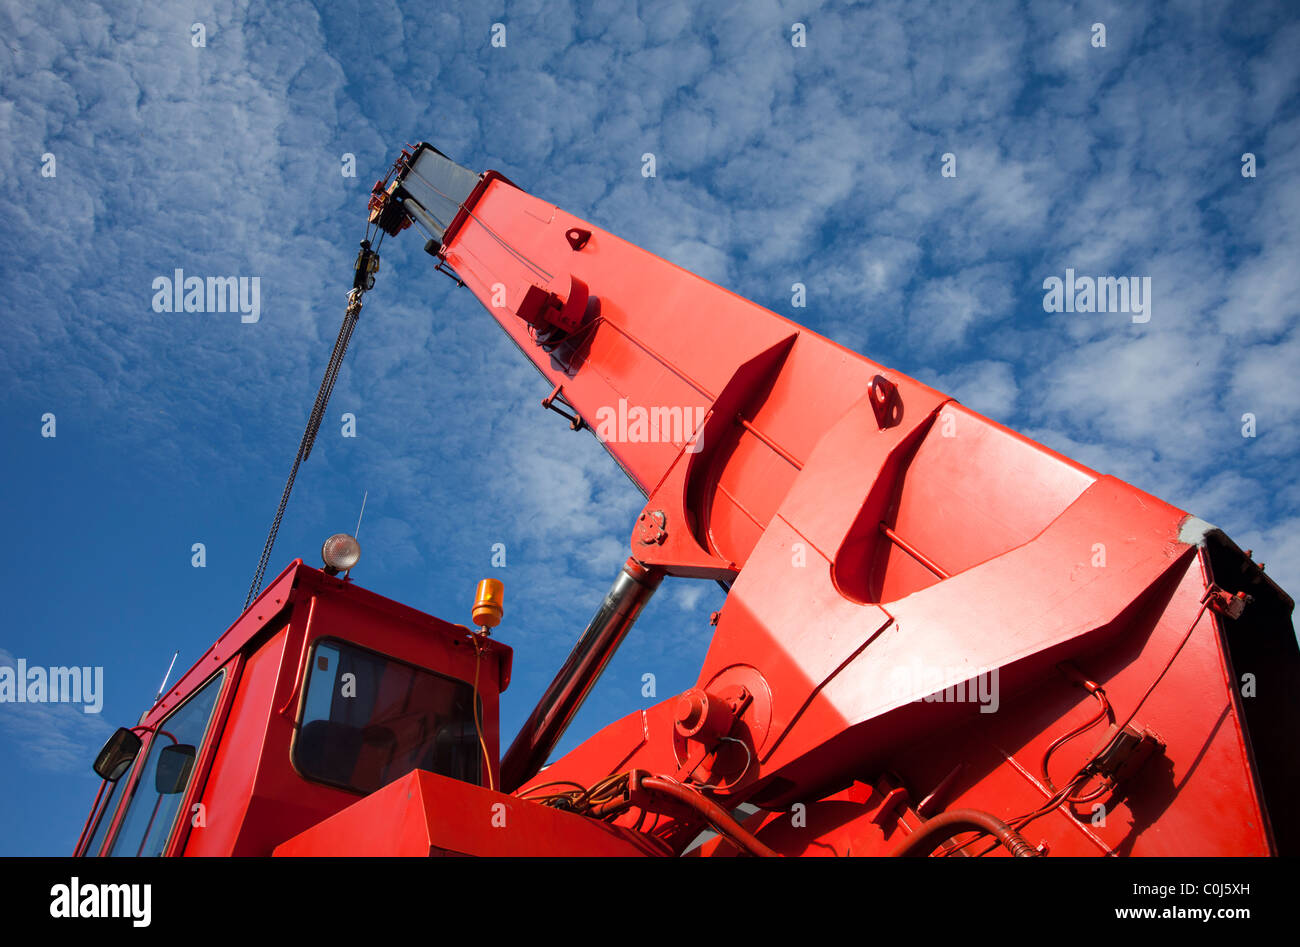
{"left": 155, "top": 744, "right": 197, "bottom": 795}
{"left": 93, "top": 728, "right": 142, "bottom": 781}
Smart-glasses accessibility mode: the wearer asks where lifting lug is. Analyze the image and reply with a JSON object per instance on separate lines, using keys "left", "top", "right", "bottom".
{"left": 869, "top": 374, "right": 901, "bottom": 429}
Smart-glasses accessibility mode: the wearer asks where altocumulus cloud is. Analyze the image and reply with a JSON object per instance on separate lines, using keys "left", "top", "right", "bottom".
{"left": 0, "top": 1, "right": 1298, "bottom": 855}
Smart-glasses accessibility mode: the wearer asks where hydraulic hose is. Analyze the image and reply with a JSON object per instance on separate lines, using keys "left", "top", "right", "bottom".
{"left": 888, "top": 808, "right": 1041, "bottom": 857}
{"left": 638, "top": 775, "right": 779, "bottom": 858}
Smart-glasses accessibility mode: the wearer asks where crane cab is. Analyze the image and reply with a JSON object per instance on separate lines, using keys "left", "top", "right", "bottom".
{"left": 75, "top": 557, "right": 511, "bottom": 856}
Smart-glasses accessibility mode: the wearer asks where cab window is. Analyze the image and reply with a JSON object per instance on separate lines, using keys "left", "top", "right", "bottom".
{"left": 82, "top": 773, "right": 124, "bottom": 857}
{"left": 106, "top": 671, "right": 225, "bottom": 857}
{"left": 293, "top": 639, "right": 480, "bottom": 793}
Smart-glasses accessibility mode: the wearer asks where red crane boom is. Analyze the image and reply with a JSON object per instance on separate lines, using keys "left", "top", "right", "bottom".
{"left": 377, "top": 142, "right": 1298, "bottom": 856}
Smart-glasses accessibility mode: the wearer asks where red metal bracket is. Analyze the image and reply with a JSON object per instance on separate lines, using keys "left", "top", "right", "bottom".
{"left": 869, "top": 374, "right": 901, "bottom": 429}
{"left": 1207, "top": 586, "right": 1251, "bottom": 620}
{"left": 635, "top": 510, "right": 668, "bottom": 545}
{"left": 541, "top": 384, "right": 585, "bottom": 431}
{"left": 518, "top": 275, "right": 590, "bottom": 336}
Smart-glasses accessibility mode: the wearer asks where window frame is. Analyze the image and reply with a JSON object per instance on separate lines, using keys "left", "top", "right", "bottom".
{"left": 77, "top": 728, "right": 148, "bottom": 857}
{"left": 289, "top": 636, "right": 482, "bottom": 795}
{"left": 94, "top": 668, "right": 228, "bottom": 857}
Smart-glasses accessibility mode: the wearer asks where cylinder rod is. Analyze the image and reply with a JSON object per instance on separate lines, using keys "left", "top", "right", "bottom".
{"left": 878, "top": 522, "right": 950, "bottom": 579}
{"left": 500, "top": 557, "right": 664, "bottom": 793}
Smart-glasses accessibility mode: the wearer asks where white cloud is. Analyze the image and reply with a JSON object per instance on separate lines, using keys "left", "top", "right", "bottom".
{"left": 2, "top": 1, "right": 1298, "bottom": 852}
{"left": 0, "top": 650, "right": 114, "bottom": 774}
{"left": 923, "top": 359, "right": 1019, "bottom": 422}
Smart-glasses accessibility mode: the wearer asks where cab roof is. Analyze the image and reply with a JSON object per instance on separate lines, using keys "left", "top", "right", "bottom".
{"left": 140, "top": 560, "right": 512, "bottom": 727}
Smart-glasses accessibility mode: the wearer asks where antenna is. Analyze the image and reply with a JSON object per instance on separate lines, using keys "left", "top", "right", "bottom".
{"left": 354, "top": 489, "right": 368, "bottom": 538}
{"left": 153, "top": 650, "right": 180, "bottom": 706}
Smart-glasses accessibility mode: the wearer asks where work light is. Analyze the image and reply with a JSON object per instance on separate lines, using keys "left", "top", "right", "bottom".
{"left": 321, "top": 533, "right": 361, "bottom": 575}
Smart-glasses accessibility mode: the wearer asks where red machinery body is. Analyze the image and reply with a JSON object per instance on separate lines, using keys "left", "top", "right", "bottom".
{"left": 77, "top": 143, "right": 1299, "bottom": 857}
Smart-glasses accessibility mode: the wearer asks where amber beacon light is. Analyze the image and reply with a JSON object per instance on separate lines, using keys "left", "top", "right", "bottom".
{"left": 473, "top": 578, "right": 504, "bottom": 632}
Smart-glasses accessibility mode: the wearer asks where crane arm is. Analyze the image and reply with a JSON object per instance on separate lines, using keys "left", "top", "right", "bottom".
{"left": 372, "top": 142, "right": 949, "bottom": 581}
{"left": 371, "top": 144, "right": 1300, "bottom": 853}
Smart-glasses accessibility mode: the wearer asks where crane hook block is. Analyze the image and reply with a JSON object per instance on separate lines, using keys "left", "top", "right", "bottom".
{"left": 353, "top": 240, "right": 380, "bottom": 292}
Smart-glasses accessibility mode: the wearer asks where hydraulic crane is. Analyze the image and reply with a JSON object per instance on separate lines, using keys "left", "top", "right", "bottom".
{"left": 76, "top": 142, "right": 1299, "bottom": 857}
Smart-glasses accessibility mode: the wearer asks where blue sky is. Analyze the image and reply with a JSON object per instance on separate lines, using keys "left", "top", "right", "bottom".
{"left": 1, "top": 0, "right": 1297, "bottom": 856}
